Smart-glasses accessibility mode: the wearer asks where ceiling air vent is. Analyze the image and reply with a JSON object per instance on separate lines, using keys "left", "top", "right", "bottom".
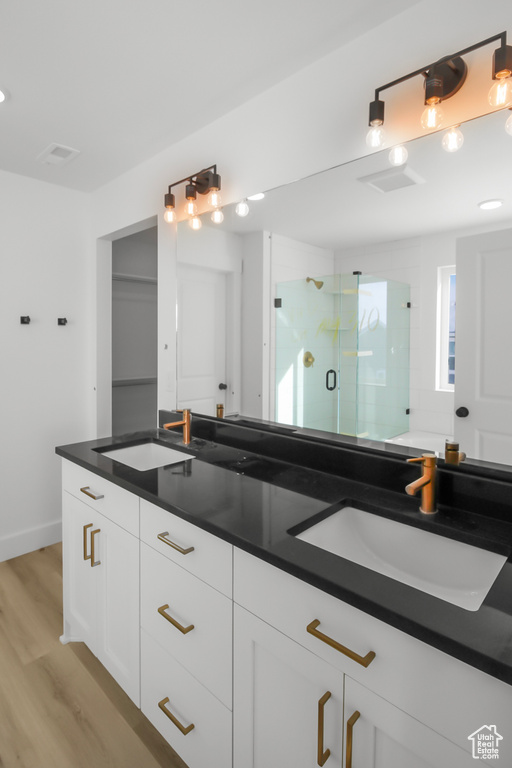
{"left": 358, "top": 166, "right": 425, "bottom": 194}
{"left": 36, "top": 143, "right": 80, "bottom": 166}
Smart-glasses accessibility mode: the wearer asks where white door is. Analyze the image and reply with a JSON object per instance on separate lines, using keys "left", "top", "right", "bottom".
{"left": 344, "top": 677, "right": 474, "bottom": 767}
{"left": 177, "top": 264, "right": 228, "bottom": 416}
{"left": 97, "top": 515, "right": 140, "bottom": 706}
{"left": 61, "top": 493, "right": 100, "bottom": 653}
{"left": 234, "top": 604, "right": 344, "bottom": 768}
{"left": 455, "top": 228, "right": 512, "bottom": 463}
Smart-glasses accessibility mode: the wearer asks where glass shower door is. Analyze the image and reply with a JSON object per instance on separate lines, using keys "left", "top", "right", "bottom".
{"left": 274, "top": 275, "right": 339, "bottom": 432}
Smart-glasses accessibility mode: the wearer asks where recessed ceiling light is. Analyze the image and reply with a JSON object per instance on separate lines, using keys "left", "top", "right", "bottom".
{"left": 0, "top": 88, "right": 9, "bottom": 103}
{"left": 478, "top": 199, "right": 503, "bottom": 210}
{"left": 247, "top": 193, "right": 265, "bottom": 201}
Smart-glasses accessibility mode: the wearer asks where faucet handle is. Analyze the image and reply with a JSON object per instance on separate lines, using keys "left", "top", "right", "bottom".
{"left": 407, "top": 453, "right": 437, "bottom": 466}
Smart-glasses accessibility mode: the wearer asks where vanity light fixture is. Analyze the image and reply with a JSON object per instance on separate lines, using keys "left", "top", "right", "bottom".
{"left": 505, "top": 109, "right": 512, "bottom": 135}
{"left": 367, "top": 32, "right": 512, "bottom": 149}
{"left": 441, "top": 125, "right": 464, "bottom": 152}
{"left": 388, "top": 145, "right": 408, "bottom": 166}
{"left": 164, "top": 164, "right": 222, "bottom": 227}
{"left": 235, "top": 199, "right": 250, "bottom": 217}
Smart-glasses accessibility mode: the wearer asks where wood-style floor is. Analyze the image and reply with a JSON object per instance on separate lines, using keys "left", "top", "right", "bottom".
{"left": 0, "top": 543, "right": 188, "bottom": 768}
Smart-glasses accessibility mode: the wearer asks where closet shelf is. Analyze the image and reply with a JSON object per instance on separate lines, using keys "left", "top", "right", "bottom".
{"left": 112, "top": 273, "right": 157, "bottom": 285}
{"left": 112, "top": 377, "right": 157, "bottom": 388}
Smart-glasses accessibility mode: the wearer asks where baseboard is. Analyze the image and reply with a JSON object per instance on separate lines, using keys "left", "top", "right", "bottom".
{"left": 0, "top": 519, "right": 62, "bottom": 562}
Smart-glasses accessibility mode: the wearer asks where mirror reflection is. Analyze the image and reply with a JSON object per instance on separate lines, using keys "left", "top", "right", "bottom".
{"left": 176, "top": 109, "right": 512, "bottom": 466}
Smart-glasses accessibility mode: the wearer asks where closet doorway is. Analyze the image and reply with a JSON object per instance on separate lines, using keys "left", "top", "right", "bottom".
{"left": 111, "top": 227, "right": 158, "bottom": 435}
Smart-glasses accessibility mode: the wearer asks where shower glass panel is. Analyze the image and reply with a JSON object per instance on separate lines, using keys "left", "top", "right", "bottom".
{"left": 274, "top": 273, "right": 410, "bottom": 441}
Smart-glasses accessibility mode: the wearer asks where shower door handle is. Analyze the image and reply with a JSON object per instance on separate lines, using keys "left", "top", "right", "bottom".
{"left": 326, "top": 369, "right": 337, "bottom": 391}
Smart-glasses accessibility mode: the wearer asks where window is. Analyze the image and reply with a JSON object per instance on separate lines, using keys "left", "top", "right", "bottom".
{"left": 436, "top": 266, "right": 456, "bottom": 391}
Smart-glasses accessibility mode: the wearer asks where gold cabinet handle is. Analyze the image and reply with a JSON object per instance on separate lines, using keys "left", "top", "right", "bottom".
{"left": 90, "top": 528, "right": 101, "bottom": 567}
{"left": 346, "top": 710, "right": 360, "bottom": 768}
{"left": 80, "top": 486, "right": 104, "bottom": 501}
{"left": 83, "top": 523, "right": 93, "bottom": 561}
{"left": 317, "top": 691, "right": 331, "bottom": 766}
{"left": 158, "top": 697, "right": 195, "bottom": 735}
{"left": 158, "top": 604, "right": 194, "bottom": 634}
{"left": 157, "top": 531, "right": 194, "bottom": 555}
{"left": 307, "top": 620, "right": 376, "bottom": 668}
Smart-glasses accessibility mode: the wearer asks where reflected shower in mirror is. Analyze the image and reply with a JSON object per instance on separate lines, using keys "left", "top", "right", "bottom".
{"left": 176, "top": 108, "right": 512, "bottom": 466}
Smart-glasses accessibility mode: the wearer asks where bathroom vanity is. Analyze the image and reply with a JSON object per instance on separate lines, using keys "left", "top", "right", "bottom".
{"left": 56, "top": 414, "right": 512, "bottom": 767}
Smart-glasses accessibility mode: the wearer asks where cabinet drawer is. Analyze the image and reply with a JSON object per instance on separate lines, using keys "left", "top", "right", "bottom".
{"left": 141, "top": 542, "right": 232, "bottom": 709}
{"left": 141, "top": 629, "right": 232, "bottom": 768}
{"left": 62, "top": 460, "right": 139, "bottom": 536}
{"left": 140, "top": 499, "right": 232, "bottom": 598}
{"left": 234, "top": 547, "right": 512, "bottom": 755}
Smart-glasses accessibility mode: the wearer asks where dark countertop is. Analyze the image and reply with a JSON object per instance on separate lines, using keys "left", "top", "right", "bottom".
{"left": 56, "top": 423, "right": 512, "bottom": 686}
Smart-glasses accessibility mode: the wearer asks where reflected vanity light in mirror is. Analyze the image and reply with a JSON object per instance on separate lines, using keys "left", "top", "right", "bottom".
{"left": 388, "top": 145, "right": 408, "bottom": 166}
{"left": 442, "top": 125, "right": 464, "bottom": 152}
{"left": 478, "top": 199, "right": 503, "bottom": 210}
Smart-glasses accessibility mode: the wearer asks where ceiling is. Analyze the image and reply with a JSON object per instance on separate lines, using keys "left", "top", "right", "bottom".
{"left": 0, "top": 0, "right": 414, "bottom": 192}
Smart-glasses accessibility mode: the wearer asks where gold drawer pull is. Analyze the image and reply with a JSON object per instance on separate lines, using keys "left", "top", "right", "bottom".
{"left": 90, "top": 528, "right": 101, "bottom": 567}
{"left": 158, "top": 697, "right": 195, "bottom": 735}
{"left": 157, "top": 531, "right": 194, "bottom": 555}
{"left": 346, "top": 710, "right": 360, "bottom": 768}
{"left": 80, "top": 486, "right": 104, "bottom": 501}
{"left": 83, "top": 523, "right": 93, "bottom": 561}
{"left": 158, "top": 604, "right": 194, "bottom": 634}
{"left": 307, "top": 620, "right": 376, "bottom": 668}
{"left": 317, "top": 691, "right": 331, "bottom": 766}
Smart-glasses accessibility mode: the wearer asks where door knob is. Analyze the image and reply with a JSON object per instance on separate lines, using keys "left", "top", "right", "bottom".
{"left": 455, "top": 406, "right": 469, "bottom": 418}
{"left": 218, "top": 383, "right": 228, "bottom": 390}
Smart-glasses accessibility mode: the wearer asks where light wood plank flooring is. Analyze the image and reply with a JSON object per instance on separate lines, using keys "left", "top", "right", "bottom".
{"left": 0, "top": 543, "right": 188, "bottom": 768}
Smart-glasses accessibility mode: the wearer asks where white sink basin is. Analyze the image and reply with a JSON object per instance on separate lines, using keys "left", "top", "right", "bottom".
{"left": 295, "top": 506, "right": 507, "bottom": 611}
{"left": 100, "top": 442, "right": 194, "bottom": 472}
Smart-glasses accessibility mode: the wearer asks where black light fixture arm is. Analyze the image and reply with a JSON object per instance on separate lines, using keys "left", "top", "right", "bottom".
{"left": 166, "top": 164, "right": 219, "bottom": 195}
{"left": 369, "top": 31, "right": 510, "bottom": 126}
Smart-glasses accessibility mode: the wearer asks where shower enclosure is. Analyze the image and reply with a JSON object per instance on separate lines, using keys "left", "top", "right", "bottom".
{"left": 274, "top": 273, "right": 410, "bottom": 441}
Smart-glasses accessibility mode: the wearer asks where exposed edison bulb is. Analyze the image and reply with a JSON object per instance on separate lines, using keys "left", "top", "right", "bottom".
{"left": 488, "top": 76, "right": 512, "bottom": 108}
{"left": 208, "top": 190, "right": 222, "bottom": 207}
{"left": 388, "top": 145, "right": 408, "bottom": 166}
{"left": 421, "top": 103, "right": 444, "bottom": 130}
{"left": 211, "top": 208, "right": 224, "bottom": 224}
{"left": 164, "top": 208, "right": 176, "bottom": 223}
{"left": 184, "top": 200, "right": 198, "bottom": 216}
{"left": 442, "top": 125, "right": 464, "bottom": 153}
{"left": 366, "top": 125, "right": 385, "bottom": 149}
{"left": 189, "top": 215, "right": 202, "bottom": 230}
{"left": 505, "top": 111, "right": 512, "bottom": 136}
{"left": 235, "top": 200, "right": 250, "bottom": 217}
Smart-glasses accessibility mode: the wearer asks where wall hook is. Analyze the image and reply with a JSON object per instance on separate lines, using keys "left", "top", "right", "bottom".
{"left": 57, "top": 318, "right": 68, "bottom": 326}
{"left": 20, "top": 316, "right": 31, "bottom": 324}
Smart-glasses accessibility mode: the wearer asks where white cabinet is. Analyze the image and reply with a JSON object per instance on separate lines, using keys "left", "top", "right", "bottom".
{"left": 344, "top": 678, "right": 474, "bottom": 768}
{"left": 140, "top": 500, "right": 233, "bottom": 767}
{"left": 61, "top": 463, "right": 140, "bottom": 706}
{"left": 234, "top": 604, "right": 344, "bottom": 768}
{"left": 234, "top": 548, "right": 512, "bottom": 767}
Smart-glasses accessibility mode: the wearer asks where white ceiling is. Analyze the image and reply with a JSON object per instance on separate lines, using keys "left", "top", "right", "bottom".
{"left": 0, "top": 0, "right": 414, "bottom": 192}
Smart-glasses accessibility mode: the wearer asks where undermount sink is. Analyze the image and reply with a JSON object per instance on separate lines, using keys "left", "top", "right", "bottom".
{"left": 293, "top": 504, "right": 508, "bottom": 611}
{"left": 99, "top": 441, "right": 194, "bottom": 472}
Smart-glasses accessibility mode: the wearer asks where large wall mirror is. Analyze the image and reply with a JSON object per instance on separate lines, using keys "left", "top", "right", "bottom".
{"left": 176, "top": 108, "right": 512, "bottom": 468}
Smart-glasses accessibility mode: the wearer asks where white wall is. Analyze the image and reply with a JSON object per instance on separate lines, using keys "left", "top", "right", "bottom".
{"left": 0, "top": 170, "right": 92, "bottom": 561}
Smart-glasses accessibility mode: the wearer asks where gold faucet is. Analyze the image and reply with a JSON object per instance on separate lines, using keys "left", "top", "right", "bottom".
{"left": 444, "top": 440, "right": 466, "bottom": 466}
{"left": 405, "top": 453, "right": 437, "bottom": 514}
{"left": 163, "top": 409, "right": 191, "bottom": 445}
